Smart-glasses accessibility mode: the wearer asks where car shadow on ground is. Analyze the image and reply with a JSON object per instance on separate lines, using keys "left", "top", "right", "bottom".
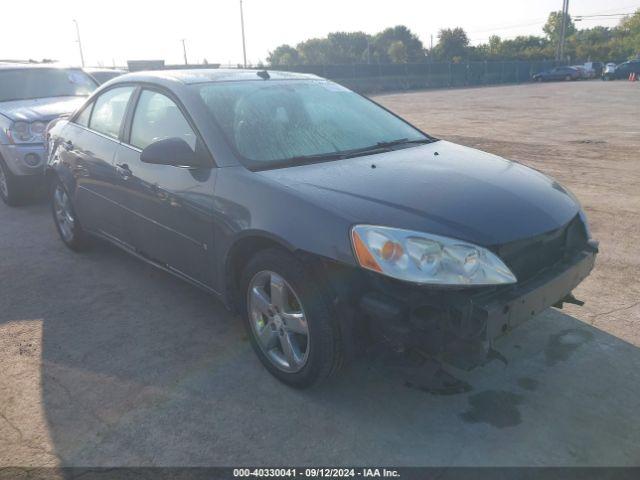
{"left": 2, "top": 205, "right": 640, "bottom": 467}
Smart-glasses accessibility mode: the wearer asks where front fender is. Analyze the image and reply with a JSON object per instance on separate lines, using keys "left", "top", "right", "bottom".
{"left": 45, "top": 120, "right": 76, "bottom": 194}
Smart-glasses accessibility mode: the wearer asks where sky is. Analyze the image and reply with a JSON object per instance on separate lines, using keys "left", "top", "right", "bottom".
{"left": 1, "top": 0, "right": 637, "bottom": 67}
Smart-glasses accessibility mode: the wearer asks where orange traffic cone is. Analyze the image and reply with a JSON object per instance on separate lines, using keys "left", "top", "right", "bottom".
{"left": 629, "top": 72, "right": 637, "bottom": 81}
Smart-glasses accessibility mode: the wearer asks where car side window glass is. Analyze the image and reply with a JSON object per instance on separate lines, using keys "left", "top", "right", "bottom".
{"left": 75, "top": 102, "right": 93, "bottom": 127}
{"left": 89, "top": 86, "right": 135, "bottom": 139}
{"left": 130, "top": 90, "right": 197, "bottom": 151}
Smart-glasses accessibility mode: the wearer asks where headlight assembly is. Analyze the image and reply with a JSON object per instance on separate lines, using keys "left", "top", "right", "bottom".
{"left": 351, "top": 225, "right": 517, "bottom": 286}
{"left": 7, "top": 121, "right": 46, "bottom": 144}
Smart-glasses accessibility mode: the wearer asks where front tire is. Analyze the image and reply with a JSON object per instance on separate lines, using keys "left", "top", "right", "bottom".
{"left": 0, "top": 158, "right": 23, "bottom": 206}
{"left": 240, "top": 248, "right": 341, "bottom": 388}
{"left": 51, "top": 177, "right": 89, "bottom": 251}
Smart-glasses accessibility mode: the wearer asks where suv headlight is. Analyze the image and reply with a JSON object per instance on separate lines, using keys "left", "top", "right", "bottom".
{"left": 351, "top": 225, "right": 517, "bottom": 286}
{"left": 7, "top": 121, "right": 46, "bottom": 144}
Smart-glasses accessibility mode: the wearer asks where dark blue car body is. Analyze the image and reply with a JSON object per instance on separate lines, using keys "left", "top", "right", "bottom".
{"left": 46, "top": 69, "right": 597, "bottom": 385}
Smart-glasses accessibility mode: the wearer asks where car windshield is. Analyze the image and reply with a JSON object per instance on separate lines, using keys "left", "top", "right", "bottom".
{"left": 196, "top": 80, "right": 432, "bottom": 169}
{"left": 0, "top": 68, "right": 97, "bottom": 102}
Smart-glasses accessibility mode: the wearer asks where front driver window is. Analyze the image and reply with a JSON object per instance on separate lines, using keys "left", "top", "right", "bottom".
{"left": 89, "top": 86, "right": 135, "bottom": 139}
{"left": 130, "top": 90, "right": 196, "bottom": 151}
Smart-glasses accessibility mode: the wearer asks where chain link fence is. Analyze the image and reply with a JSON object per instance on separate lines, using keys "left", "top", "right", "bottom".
{"left": 280, "top": 60, "right": 567, "bottom": 93}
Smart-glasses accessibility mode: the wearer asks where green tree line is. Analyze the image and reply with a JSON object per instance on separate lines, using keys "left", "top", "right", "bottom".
{"left": 268, "top": 9, "right": 640, "bottom": 65}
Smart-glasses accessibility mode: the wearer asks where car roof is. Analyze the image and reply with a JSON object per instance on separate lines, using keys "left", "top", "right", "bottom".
{"left": 84, "top": 67, "right": 126, "bottom": 73}
{"left": 112, "top": 68, "right": 322, "bottom": 86}
{"left": 0, "top": 62, "right": 83, "bottom": 71}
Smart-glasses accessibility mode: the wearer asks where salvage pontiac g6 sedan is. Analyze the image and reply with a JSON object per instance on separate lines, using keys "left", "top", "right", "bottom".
{"left": 46, "top": 69, "right": 598, "bottom": 388}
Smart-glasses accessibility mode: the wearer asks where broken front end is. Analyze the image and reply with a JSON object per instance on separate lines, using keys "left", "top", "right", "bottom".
{"left": 348, "top": 214, "right": 598, "bottom": 369}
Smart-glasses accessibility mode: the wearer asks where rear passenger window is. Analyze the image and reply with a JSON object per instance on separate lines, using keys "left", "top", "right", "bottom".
{"left": 75, "top": 101, "right": 93, "bottom": 127}
{"left": 89, "top": 86, "right": 134, "bottom": 139}
{"left": 130, "top": 90, "right": 196, "bottom": 151}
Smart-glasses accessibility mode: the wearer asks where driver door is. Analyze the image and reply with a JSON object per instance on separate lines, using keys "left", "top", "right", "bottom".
{"left": 114, "top": 88, "right": 217, "bottom": 288}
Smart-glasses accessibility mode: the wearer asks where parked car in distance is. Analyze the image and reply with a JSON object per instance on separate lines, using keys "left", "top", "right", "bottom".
{"left": 603, "top": 59, "right": 640, "bottom": 80}
{"left": 0, "top": 64, "right": 98, "bottom": 205}
{"left": 533, "top": 66, "right": 581, "bottom": 82}
{"left": 602, "top": 62, "right": 617, "bottom": 79}
{"left": 83, "top": 67, "right": 126, "bottom": 85}
{"left": 46, "top": 69, "right": 598, "bottom": 388}
{"left": 585, "top": 61, "right": 603, "bottom": 77}
{"left": 572, "top": 65, "right": 590, "bottom": 79}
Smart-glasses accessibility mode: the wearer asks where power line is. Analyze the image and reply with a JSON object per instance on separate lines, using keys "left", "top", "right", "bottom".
{"left": 575, "top": 13, "right": 635, "bottom": 18}
{"left": 577, "top": 3, "right": 639, "bottom": 15}
{"left": 468, "top": 4, "right": 638, "bottom": 43}
{"left": 467, "top": 19, "right": 546, "bottom": 35}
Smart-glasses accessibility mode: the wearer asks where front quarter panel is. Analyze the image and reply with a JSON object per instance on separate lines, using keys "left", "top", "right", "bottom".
{"left": 213, "top": 166, "right": 357, "bottom": 283}
{"left": 45, "top": 119, "right": 76, "bottom": 191}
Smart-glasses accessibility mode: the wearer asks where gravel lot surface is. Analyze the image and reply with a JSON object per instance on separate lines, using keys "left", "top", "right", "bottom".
{"left": 1, "top": 80, "right": 639, "bottom": 468}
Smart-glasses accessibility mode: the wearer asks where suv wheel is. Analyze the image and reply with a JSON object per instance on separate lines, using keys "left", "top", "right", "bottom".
{"left": 51, "top": 177, "right": 89, "bottom": 251}
{"left": 240, "top": 248, "right": 341, "bottom": 388}
{"left": 0, "top": 158, "right": 22, "bottom": 206}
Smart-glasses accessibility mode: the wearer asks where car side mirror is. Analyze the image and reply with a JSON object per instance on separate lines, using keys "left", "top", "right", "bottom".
{"left": 140, "top": 137, "right": 202, "bottom": 167}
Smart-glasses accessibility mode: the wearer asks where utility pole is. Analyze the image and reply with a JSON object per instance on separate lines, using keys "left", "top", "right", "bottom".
{"left": 556, "top": 0, "right": 569, "bottom": 62}
{"left": 73, "top": 19, "right": 85, "bottom": 67}
{"left": 239, "top": 0, "right": 248, "bottom": 68}
{"left": 181, "top": 39, "right": 188, "bottom": 65}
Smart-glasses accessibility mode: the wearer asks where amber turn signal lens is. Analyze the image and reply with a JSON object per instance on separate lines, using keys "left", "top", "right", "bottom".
{"left": 352, "top": 230, "right": 383, "bottom": 273}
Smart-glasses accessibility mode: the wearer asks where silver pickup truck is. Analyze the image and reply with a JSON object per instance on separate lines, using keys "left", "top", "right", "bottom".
{"left": 0, "top": 64, "right": 97, "bottom": 205}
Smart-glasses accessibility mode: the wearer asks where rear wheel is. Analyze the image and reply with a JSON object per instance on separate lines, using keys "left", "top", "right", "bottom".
{"left": 0, "top": 158, "right": 22, "bottom": 206}
{"left": 240, "top": 248, "right": 341, "bottom": 388}
{"left": 51, "top": 177, "right": 89, "bottom": 251}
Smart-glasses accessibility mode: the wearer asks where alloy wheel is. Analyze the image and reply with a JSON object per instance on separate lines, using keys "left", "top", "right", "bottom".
{"left": 53, "top": 185, "right": 75, "bottom": 243}
{"left": 247, "top": 270, "right": 310, "bottom": 372}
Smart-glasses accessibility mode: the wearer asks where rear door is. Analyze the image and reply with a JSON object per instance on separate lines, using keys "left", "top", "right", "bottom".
{"left": 114, "top": 87, "right": 217, "bottom": 288}
{"left": 59, "top": 86, "right": 135, "bottom": 243}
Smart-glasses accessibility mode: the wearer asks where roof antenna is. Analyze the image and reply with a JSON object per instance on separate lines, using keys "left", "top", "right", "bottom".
{"left": 257, "top": 70, "right": 270, "bottom": 80}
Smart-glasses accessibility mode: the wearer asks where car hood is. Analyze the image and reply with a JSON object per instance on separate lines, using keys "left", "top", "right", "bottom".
{"left": 258, "top": 141, "right": 580, "bottom": 246}
{"left": 0, "top": 96, "right": 85, "bottom": 122}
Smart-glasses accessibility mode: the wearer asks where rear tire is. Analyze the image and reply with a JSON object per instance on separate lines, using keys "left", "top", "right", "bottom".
{"left": 51, "top": 177, "right": 89, "bottom": 251}
{"left": 0, "top": 158, "right": 23, "bottom": 206}
{"left": 239, "top": 248, "right": 341, "bottom": 388}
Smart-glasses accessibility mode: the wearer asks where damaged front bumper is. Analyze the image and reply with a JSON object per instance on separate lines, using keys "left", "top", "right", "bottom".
{"left": 358, "top": 240, "right": 598, "bottom": 369}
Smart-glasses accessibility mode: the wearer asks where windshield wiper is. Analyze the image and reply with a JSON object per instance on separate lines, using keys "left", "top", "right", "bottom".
{"left": 253, "top": 138, "right": 433, "bottom": 170}
{"left": 375, "top": 138, "right": 432, "bottom": 148}
{"left": 337, "top": 138, "right": 432, "bottom": 159}
{"left": 286, "top": 152, "right": 347, "bottom": 163}
{"left": 257, "top": 151, "right": 348, "bottom": 169}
